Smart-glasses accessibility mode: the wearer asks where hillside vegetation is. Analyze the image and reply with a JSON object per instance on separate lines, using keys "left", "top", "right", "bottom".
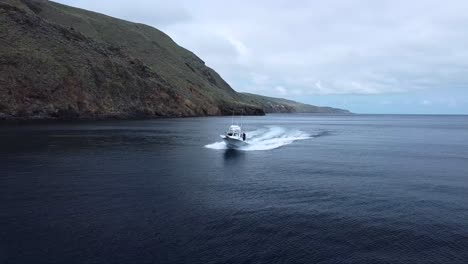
{"left": 0, "top": 0, "right": 349, "bottom": 120}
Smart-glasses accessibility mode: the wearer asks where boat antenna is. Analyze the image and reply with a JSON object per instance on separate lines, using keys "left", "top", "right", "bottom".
{"left": 240, "top": 109, "right": 243, "bottom": 129}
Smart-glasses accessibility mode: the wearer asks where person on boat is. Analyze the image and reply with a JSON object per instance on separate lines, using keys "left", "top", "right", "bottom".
{"left": 242, "top": 133, "right": 246, "bottom": 141}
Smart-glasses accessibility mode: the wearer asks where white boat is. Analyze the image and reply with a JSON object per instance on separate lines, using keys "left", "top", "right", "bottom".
{"left": 220, "top": 125, "right": 247, "bottom": 149}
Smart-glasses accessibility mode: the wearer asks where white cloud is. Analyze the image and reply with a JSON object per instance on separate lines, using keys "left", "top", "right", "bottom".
{"left": 61, "top": 0, "right": 191, "bottom": 26}
{"left": 421, "top": 100, "right": 433, "bottom": 106}
{"left": 274, "top": 86, "right": 287, "bottom": 96}
{"left": 57, "top": 0, "right": 468, "bottom": 99}
{"left": 445, "top": 98, "right": 458, "bottom": 108}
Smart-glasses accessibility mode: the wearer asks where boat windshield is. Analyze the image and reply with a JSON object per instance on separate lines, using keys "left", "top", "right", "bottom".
{"left": 227, "top": 125, "right": 241, "bottom": 136}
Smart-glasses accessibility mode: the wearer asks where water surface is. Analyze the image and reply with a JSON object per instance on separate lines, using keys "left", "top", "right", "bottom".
{"left": 1, "top": 114, "right": 468, "bottom": 263}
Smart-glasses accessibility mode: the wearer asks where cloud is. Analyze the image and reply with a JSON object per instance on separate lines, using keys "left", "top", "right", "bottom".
{"left": 56, "top": 0, "right": 468, "bottom": 102}
{"left": 275, "top": 86, "right": 287, "bottom": 96}
{"left": 421, "top": 100, "right": 433, "bottom": 106}
{"left": 59, "top": 0, "right": 191, "bottom": 26}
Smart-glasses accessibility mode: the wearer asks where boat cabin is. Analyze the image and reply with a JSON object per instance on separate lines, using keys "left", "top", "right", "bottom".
{"left": 226, "top": 125, "right": 242, "bottom": 137}
{"left": 226, "top": 125, "right": 246, "bottom": 141}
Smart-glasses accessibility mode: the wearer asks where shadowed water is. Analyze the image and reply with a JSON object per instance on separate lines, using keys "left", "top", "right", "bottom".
{"left": 1, "top": 114, "right": 468, "bottom": 263}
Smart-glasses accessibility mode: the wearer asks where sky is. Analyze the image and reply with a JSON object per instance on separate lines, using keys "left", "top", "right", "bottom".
{"left": 56, "top": 0, "right": 468, "bottom": 114}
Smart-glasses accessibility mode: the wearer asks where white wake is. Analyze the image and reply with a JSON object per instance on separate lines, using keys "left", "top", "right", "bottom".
{"left": 204, "top": 126, "right": 312, "bottom": 151}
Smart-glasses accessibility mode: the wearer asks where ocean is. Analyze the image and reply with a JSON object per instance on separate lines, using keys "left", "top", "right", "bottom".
{"left": 1, "top": 114, "right": 468, "bottom": 263}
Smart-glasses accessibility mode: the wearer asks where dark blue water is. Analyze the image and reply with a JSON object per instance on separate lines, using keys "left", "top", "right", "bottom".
{"left": 1, "top": 114, "right": 468, "bottom": 263}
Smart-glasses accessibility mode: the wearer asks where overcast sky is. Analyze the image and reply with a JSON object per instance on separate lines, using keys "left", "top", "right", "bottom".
{"left": 57, "top": 0, "right": 468, "bottom": 114}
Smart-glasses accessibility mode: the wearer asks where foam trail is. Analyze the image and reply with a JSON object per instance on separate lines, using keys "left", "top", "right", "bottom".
{"left": 204, "top": 141, "right": 228, "bottom": 150}
{"left": 205, "top": 126, "right": 312, "bottom": 151}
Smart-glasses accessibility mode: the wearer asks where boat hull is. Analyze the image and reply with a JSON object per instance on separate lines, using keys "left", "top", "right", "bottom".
{"left": 220, "top": 135, "right": 248, "bottom": 149}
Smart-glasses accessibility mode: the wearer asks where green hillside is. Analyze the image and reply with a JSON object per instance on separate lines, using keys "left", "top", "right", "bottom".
{"left": 0, "top": 0, "right": 349, "bottom": 120}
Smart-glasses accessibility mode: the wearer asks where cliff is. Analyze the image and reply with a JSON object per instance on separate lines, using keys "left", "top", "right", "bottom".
{"left": 0, "top": 0, "right": 349, "bottom": 120}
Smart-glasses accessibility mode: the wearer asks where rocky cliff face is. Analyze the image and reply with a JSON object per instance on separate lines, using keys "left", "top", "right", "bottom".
{"left": 0, "top": 0, "right": 348, "bottom": 120}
